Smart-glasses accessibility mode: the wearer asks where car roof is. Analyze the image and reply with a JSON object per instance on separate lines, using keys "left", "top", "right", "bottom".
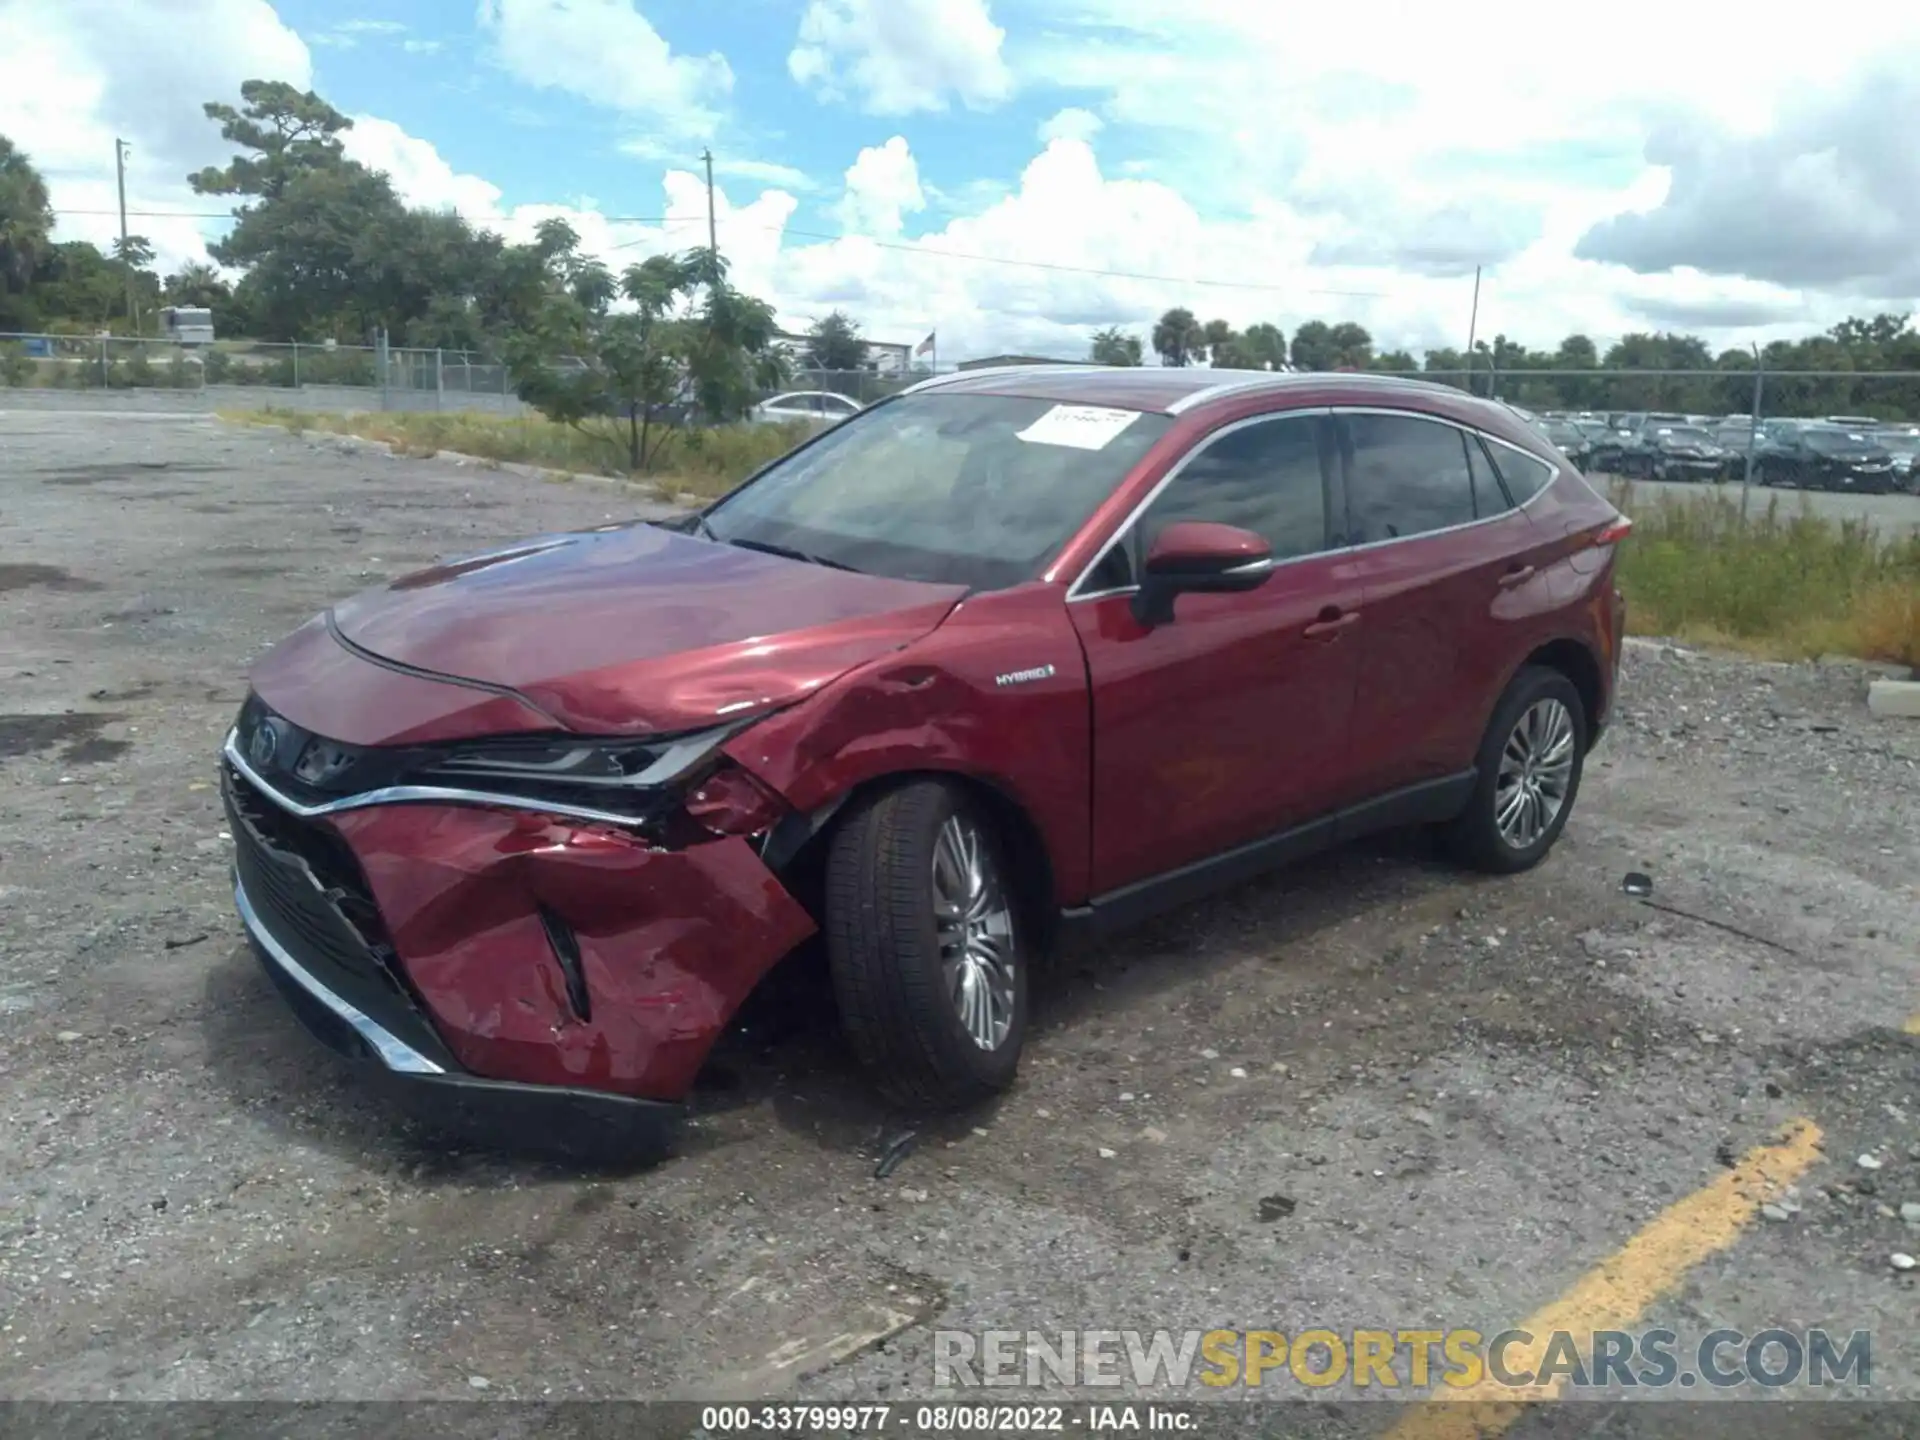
{"left": 902, "top": 364, "right": 1531, "bottom": 424}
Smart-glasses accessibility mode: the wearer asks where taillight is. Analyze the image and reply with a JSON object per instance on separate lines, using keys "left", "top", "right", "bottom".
{"left": 1592, "top": 516, "right": 1633, "bottom": 547}
{"left": 684, "top": 763, "right": 787, "bottom": 836}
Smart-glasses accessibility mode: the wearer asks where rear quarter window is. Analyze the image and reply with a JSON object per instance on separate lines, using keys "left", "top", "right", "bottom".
{"left": 1485, "top": 440, "right": 1557, "bottom": 504}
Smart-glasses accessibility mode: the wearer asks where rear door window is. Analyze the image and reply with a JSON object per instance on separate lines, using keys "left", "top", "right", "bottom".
{"left": 1341, "top": 412, "right": 1481, "bottom": 543}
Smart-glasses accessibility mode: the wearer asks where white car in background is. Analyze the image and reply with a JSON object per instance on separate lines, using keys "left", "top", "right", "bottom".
{"left": 752, "top": 390, "right": 865, "bottom": 425}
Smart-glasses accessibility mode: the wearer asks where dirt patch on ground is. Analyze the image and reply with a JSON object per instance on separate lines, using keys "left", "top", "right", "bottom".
{"left": 0, "top": 712, "right": 129, "bottom": 765}
{"left": 0, "top": 564, "right": 105, "bottom": 594}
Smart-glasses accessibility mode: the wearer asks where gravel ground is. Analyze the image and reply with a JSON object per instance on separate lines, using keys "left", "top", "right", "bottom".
{"left": 2, "top": 410, "right": 1917, "bottom": 1433}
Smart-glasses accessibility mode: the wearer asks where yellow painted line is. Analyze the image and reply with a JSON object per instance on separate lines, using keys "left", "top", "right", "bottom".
{"left": 1903, "top": 1012, "right": 1920, "bottom": 1036}
{"left": 1385, "top": 1118, "right": 1824, "bottom": 1440}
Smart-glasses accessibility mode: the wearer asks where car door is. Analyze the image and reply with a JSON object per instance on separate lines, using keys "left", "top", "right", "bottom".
{"left": 1068, "top": 410, "right": 1364, "bottom": 896}
{"left": 1335, "top": 409, "right": 1550, "bottom": 801}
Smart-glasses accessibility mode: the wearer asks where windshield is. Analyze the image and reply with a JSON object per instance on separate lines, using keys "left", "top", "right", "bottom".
{"left": 1660, "top": 426, "right": 1715, "bottom": 444}
{"left": 1804, "top": 428, "right": 1879, "bottom": 455}
{"left": 1541, "top": 422, "right": 1581, "bottom": 444}
{"left": 703, "top": 393, "right": 1172, "bottom": 589}
{"left": 1879, "top": 431, "right": 1920, "bottom": 456}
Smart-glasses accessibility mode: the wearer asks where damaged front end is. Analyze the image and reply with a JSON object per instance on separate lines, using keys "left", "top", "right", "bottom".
{"left": 222, "top": 694, "right": 818, "bottom": 1148}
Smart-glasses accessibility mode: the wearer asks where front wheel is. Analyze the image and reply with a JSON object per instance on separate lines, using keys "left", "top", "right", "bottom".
{"left": 824, "top": 780, "right": 1029, "bottom": 1111}
{"left": 1445, "top": 667, "right": 1587, "bottom": 874}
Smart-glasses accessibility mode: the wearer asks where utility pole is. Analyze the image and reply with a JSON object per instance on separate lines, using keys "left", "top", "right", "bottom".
{"left": 1463, "top": 264, "right": 1482, "bottom": 396}
{"left": 115, "top": 138, "right": 135, "bottom": 332}
{"left": 1739, "top": 342, "right": 1762, "bottom": 522}
{"left": 701, "top": 149, "right": 719, "bottom": 268}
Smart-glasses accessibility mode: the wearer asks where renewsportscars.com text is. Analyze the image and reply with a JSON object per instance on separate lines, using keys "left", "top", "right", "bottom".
{"left": 932, "top": 1327, "right": 1872, "bottom": 1391}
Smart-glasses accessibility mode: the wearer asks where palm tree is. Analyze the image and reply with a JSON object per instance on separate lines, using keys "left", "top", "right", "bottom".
{"left": 0, "top": 135, "right": 54, "bottom": 296}
{"left": 1089, "top": 326, "right": 1142, "bottom": 366}
{"left": 1151, "top": 307, "right": 1204, "bottom": 367}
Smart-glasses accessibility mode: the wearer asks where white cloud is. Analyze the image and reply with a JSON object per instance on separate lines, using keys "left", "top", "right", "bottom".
{"left": 835, "top": 138, "right": 924, "bottom": 236}
{"left": 342, "top": 117, "right": 505, "bottom": 217}
{"left": 790, "top": 0, "right": 1012, "bottom": 114}
{"left": 1037, "top": 107, "right": 1102, "bottom": 145}
{"left": 310, "top": 18, "right": 409, "bottom": 48}
{"left": 0, "top": 0, "right": 310, "bottom": 273}
{"left": 478, "top": 0, "right": 731, "bottom": 133}
{"left": 711, "top": 157, "right": 815, "bottom": 192}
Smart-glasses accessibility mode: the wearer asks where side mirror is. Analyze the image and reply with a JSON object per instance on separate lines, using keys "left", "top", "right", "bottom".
{"left": 1131, "top": 521, "right": 1273, "bottom": 628}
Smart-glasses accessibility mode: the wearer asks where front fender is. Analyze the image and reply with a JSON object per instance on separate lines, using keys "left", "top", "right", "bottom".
{"left": 721, "top": 583, "right": 1094, "bottom": 906}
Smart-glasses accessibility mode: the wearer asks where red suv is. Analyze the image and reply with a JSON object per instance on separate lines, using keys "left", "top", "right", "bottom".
{"left": 222, "top": 368, "right": 1628, "bottom": 1141}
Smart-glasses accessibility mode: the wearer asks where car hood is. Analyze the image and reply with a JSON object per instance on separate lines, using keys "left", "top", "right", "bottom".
{"left": 327, "top": 522, "right": 968, "bottom": 735}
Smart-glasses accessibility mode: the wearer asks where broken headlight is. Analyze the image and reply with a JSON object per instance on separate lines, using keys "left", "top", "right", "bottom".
{"left": 415, "top": 725, "right": 749, "bottom": 821}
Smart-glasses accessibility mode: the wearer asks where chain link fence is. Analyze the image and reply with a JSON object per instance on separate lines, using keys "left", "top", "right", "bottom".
{"left": 0, "top": 332, "right": 931, "bottom": 418}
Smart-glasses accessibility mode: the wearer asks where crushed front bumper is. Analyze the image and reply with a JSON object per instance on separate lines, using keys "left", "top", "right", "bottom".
{"left": 235, "top": 873, "right": 681, "bottom": 1151}
{"left": 221, "top": 734, "right": 816, "bottom": 1149}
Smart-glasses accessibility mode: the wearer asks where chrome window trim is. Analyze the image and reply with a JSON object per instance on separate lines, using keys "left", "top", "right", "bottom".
{"left": 223, "top": 730, "right": 685, "bottom": 830}
{"left": 1064, "top": 403, "right": 1563, "bottom": 601}
{"left": 233, "top": 875, "right": 447, "bottom": 1074}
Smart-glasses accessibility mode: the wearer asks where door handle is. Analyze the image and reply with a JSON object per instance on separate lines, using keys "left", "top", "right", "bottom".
{"left": 1303, "top": 608, "right": 1360, "bottom": 637}
{"left": 1497, "top": 564, "right": 1536, "bottom": 589}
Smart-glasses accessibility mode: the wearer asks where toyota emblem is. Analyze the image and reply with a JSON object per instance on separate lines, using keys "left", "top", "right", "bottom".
{"left": 248, "top": 717, "right": 285, "bottom": 769}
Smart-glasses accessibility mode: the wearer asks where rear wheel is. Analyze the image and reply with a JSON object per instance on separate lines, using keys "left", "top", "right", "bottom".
{"left": 824, "top": 780, "right": 1028, "bottom": 1111}
{"left": 1445, "top": 667, "right": 1587, "bottom": 875}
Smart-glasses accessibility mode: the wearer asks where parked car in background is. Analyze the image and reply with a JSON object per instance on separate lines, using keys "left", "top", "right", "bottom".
{"left": 753, "top": 391, "right": 865, "bottom": 425}
{"left": 1591, "top": 411, "right": 1689, "bottom": 473}
{"left": 1874, "top": 426, "right": 1920, "bottom": 491}
{"left": 1537, "top": 417, "right": 1594, "bottom": 467}
{"left": 1713, "top": 417, "right": 1763, "bottom": 464}
{"left": 219, "top": 367, "right": 1629, "bottom": 1138}
{"left": 1824, "top": 415, "right": 1881, "bottom": 430}
{"left": 1754, "top": 423, "right": 1899, "bottom": 492}
{"left": 1623, "top": 423, "right": 1731, "bottom": 482}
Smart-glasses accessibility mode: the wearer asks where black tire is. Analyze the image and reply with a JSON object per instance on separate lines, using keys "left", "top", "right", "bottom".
{"left": 1444, "top": 666, "right": 1588, "bottom": 875}
{"left": 824, "top": 780, "right": 1028, "bottom": 1111}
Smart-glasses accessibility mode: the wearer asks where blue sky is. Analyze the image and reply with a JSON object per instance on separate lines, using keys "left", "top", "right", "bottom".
{"left": 6, "top": 0, "right": 1919, "bottom": 360}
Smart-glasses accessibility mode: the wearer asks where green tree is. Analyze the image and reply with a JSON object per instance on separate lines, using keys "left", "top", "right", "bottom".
{"left": 1200, "top": 318, "right": 1236, "bottom": 365}
{"left": 507, "top": 246, "right": 786, "bottom": 473}
{"left": 1373, "top": 348, "right": 1417, "bottom": 373}
{"left": 111, "top": 234, "right": 155, "bottom": 269}
{"left": 806, "top": 309, "right": 865, "bottom": 371}
{"left": 1151, "top": 307, "right": 1204, "bottom": 367}
{"left": 1235, "top": 321, "right": 1289, "bottom": 370}
{"left": 0, "top": 135, "right": 53, "bottom": 327}
{"left": 1089, "top": 326, "right": 1142, "bottom": 366}
{"left": 1289, "top": 320, "right": 1334, "bottom": 370}
{"left": 188, "top": 81, "right": 352, "bottom": 201}
{"left": 1326, "top": 322, "right": 1373, "bottom": 369}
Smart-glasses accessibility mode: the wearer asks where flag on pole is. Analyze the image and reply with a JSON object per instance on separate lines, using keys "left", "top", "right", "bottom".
{"left": 915, "top": 332, "right": 935, "bottom": 358}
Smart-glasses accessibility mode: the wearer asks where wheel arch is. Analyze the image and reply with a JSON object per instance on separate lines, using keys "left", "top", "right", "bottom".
{"left": 796, "top": 767, "right": 1062, "bottom": 947}
{"left": 1517, "top": 636, "right": 1605, "bottom": 737}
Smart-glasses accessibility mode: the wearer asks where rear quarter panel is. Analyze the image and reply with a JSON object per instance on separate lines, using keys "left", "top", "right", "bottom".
{"left": 723, "top": 582, "right": 1094, "bottom": 905}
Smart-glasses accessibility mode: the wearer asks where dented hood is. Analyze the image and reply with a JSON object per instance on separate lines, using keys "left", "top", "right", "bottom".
{"left": 328, "top": 523, "right": 967, "bottom": 735}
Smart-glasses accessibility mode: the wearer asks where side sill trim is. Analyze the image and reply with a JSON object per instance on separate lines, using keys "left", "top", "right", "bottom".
{"left": 1059, "top": 771, "right": 1475, "bottom": 937}
{"left": 234, "top": 875, "right": 446, "bottom": 1075}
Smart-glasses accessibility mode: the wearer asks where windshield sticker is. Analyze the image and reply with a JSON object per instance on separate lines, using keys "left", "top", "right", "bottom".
{"left": 1015, "top": 404, "right": 1140, "bottom": 450}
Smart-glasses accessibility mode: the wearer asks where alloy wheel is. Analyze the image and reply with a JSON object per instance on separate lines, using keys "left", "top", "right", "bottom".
{"left": 1494, "top": 698, "right": 1576, "bottom": 850}
{"left": 931, "top": 814, "right": 1017, "bottom": 1050}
